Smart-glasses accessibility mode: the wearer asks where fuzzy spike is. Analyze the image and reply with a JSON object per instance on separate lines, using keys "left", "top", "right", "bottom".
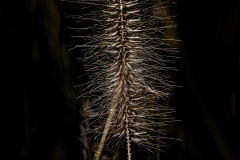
{"left": 64, "top": 0, "right": 178, "bottom": 159}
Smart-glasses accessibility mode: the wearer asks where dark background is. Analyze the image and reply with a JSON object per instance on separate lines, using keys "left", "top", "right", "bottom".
{"left": 0, "top": 0, "right": 239, "bottom": 160}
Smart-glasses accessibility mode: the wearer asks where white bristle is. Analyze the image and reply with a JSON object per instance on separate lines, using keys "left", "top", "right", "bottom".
{"left": 64, "top": 0, "right": 178, "bottom": 159}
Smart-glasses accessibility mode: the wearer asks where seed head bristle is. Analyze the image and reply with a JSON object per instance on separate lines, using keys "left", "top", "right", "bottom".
{"left": 64, "top": 0, "right": 178, "bottom": 159}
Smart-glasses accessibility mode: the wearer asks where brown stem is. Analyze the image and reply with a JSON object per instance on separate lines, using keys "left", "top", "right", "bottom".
{"left": 93, "top": 108, "right": 116, "bottom": 160}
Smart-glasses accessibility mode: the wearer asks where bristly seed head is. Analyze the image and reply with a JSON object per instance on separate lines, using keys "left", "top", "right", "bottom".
{"left": 66, "top": 0, "right": 178, "bottom": 159}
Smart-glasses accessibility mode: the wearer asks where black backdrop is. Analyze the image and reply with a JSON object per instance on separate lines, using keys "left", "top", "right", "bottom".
{"left": 0, "top": 0, "right": 239, "bottom": 160}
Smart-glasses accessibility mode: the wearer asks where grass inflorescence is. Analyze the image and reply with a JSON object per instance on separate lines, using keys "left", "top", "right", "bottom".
{"left": 64, "top": 0, "right": 178, "bottom": 159}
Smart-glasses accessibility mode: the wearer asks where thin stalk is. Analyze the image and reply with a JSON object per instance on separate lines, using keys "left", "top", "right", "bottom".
{"left": 93, "top": 107, "right": 116, "bottom": 160}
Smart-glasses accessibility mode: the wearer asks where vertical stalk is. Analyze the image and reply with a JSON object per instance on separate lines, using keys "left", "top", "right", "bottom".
{"left": 93, "top": 108, "right": 116, "bottom": 160}
{"left": 94, "top": 0, "right": 132, "bottom": 159}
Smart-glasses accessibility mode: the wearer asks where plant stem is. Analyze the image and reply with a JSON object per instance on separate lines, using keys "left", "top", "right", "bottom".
{"left": 93, "top": 107, "right": 116, "bottom": 160}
